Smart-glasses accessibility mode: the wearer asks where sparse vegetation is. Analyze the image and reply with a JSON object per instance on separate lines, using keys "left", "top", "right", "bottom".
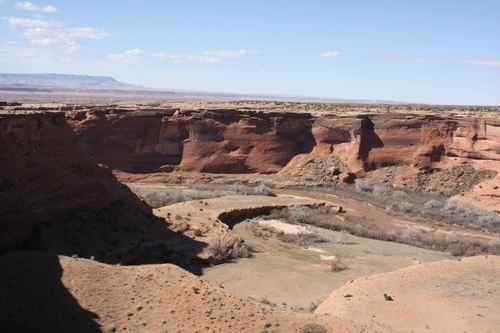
{"left": 270, "top": 205, "right": 500, "bottom": 256}
{"left": 352, "top": 180, "right": 500, "bottom": 235}
{"left": 276, "top": 231, "right": 328, "bottom": 246}
{"left": 208, "top": 235, "right": 250, "bottom": 264}
{"left": 127, "top": 183, "right": 275, "bottom": 208}
{"left": 302, "top": 323, "right": 328, "bottom": 333}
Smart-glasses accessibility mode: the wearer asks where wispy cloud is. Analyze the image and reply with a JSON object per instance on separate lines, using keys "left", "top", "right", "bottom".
{"left": 3, "top": 16, "right": 49, "bottom": 29}
{"left": 153, "top": 49, "right": 253, "bottom": 64}
{"left": 464, "top": 58, "right": 500, "bottom": 68}
{"left": 320, "top": 50, "right": 341, "bottom": 58}
{"left": 2, "top": 16, "right": 109, "bottom": 54}
{"left": 15, "top": 1, "right": 57, "bottom": 13}
{"left": 107, "top": 48, "right": 143, "bottom": 63}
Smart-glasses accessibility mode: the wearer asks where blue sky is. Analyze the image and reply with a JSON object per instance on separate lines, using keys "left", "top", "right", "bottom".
{"left": 0, "top": 1, "right": 499, "bottom": 105}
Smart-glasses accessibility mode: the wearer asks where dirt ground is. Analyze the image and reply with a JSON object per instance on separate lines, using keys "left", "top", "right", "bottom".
{"left": 316, "top": 255, "right": 500, "bottom": 332}
{"left": 1, "top": 251, "right": 357, "bottom": 333}
{"left": 202, "top": 219, "right": 450, "bottom": 310}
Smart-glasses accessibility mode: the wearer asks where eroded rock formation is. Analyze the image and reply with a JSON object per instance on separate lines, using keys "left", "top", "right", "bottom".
{"left": 67, "top": 109, "right": 315, "bottom": 173}
{"left": 0, "top": 113, "right": 203, "bottom": 266}
{"left": 66, "top": 109, "right": 500, "bottom": 177}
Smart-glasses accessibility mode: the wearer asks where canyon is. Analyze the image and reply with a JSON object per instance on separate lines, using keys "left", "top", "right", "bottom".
{"left": 1, "top": 100, "right": 500, "bottom": 332}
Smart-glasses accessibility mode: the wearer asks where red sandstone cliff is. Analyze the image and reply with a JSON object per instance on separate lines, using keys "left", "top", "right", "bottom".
{"left": 65, "top": 109, "right": 500, "bottom": 177}
{"left": 67, "top": 109, "right": 315, "bottom": 173}
{"left": 0, "top": 113, "right": 202, "bottom": 265}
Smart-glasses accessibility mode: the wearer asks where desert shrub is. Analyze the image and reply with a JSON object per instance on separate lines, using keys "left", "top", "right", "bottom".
{"left": 385, "top": 201, "right": 414, "bottom": 214}
{"left": 365, "top": 184, "right": 500, "bottom": 235}
{"left": 268, "top": 205, "right": 334, "bottom": 228}
{"left": 302, "top": 323, "right": 328, "bottom": 333}
{"left": 270, "top": 204, "right": 500, "bottom": 257}
{"left": 253, "top": 184, "right": 275, "bottom": 196}
{"left": 423, "top": 199, "right": 443, "bottom": 210}
{"left": 127, "top": 183, "right": 275, "bottom": 208}
{"left": 391, "top": 190, "right": 409, "bottom": 201}
{"left": 223, "top": 183, "right": 275, "bottom": 196}
{"left": 372, "top": 184, "right": 389, "bottom": 196}
{"left": 398, "top": 201, "right": 414, "bottom": 213}
{"left": 478, "top": 214, "right": 500, "bottom": 226}
{"left": 208, "top": 235, "right": 234, "bottom": 263}
{"left": 355, "top": 180, "right": 372, "bottom": 193}
{"left": 276, "top": 232, "right": 328, "bottom": 246}
{"left": 283, "top": 206, "right": 310, "bottom": 224}
{"left": 442, "top": 201, "right": 459, "bottom": 213}
{"left": 208, "top": 235, "right": 250, "bottom": 264}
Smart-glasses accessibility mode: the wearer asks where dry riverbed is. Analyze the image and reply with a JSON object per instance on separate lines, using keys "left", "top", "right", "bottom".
{"left": 202, "top": 218, "right": 450, "bottom": 311}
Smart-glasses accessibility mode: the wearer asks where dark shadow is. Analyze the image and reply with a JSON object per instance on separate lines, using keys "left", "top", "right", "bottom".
{"left": 218, "top": 206, "right": 287, "bottom": 229}
{"left": 22, "top": 201, "right": 209, "bottom": 276}
{"left": 355, "top": 117, "right": 384, "bottom": 170}
{"left": 0, "top": 113, "right": 208, "bottom": 275}
{"left": 0, "top": 252, "right": 102, "bottom": 333}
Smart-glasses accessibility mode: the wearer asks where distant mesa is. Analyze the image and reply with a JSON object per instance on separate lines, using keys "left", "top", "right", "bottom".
{"left": 0, "top": 73, "right": 138, "bottom": 91}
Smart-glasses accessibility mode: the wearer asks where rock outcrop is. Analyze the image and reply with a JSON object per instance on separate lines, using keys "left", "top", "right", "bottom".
{"left": 0, "top": 113, "right": 203, "bottom": 266}
{"left": 68, "top": 109, "right": 315, "bottom": 173}
{"left": 65, "top": 109, "right": 500, "bottom": 178}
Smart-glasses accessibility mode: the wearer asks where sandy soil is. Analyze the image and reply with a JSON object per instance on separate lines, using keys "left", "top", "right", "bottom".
{"left": 202, "top": 220, "right": 450, "bottom": 310}
{"left": 258, "top": 219, "right": 313, "bottom": 235}
{"left": 316, "top": 255, "right": 500, "bottom": 333}
{"left": 1, "top": 251, "right": 360, "bottom": 333}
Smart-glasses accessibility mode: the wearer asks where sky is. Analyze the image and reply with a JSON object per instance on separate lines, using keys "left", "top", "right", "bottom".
{"left": 0, "top": 0, "right": 499, "bottom": 105}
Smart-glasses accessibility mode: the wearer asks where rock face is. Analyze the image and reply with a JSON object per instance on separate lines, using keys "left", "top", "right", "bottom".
{"left": 0, "top": 113, "right": 203, "bottom": 265}
{"left": 67, "top": 109, "right": 500, "bottom": 176}
{"left": 309, "top": 114, "right": 500, "bottom": 174}
{"left": 67, "top": 109, "right": 316, "bottom": 173}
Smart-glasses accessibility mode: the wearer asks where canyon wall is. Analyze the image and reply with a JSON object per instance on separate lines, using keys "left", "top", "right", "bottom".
{"left": 0, "top": 113, "right": 202, "bottom": 265}
{"left": 66, "top": 109, "right": 500, "bottom": 176}
{"left": 310, "top": 114, "right": 500, "bottom": 174}
{"left": 67, "top": 109, "right": 316, "bottom": 173}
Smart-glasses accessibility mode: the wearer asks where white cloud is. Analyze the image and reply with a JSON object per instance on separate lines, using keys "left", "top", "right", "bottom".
{"left": 3, "top": 16, "right": 49, "bottom": 29}
{"left": 15, "top": 1, "right": 57, "bottom": 13}
{"left": 153, "top": 49, "right": 253, "bottom": 64}
{"left": 108, "top": 48, "right": 143, "bottom": 63}
{"left": 69, "top": 27, "right": 109, "bottom": 40}
{"left": 321, "top": 50, "right": 341, "bottom": 58}
{"left": 465, "top": 58, "right": 500, "bottom": 68}
{"left": 2, "top": 16, "right": 109, "bottom": 55}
